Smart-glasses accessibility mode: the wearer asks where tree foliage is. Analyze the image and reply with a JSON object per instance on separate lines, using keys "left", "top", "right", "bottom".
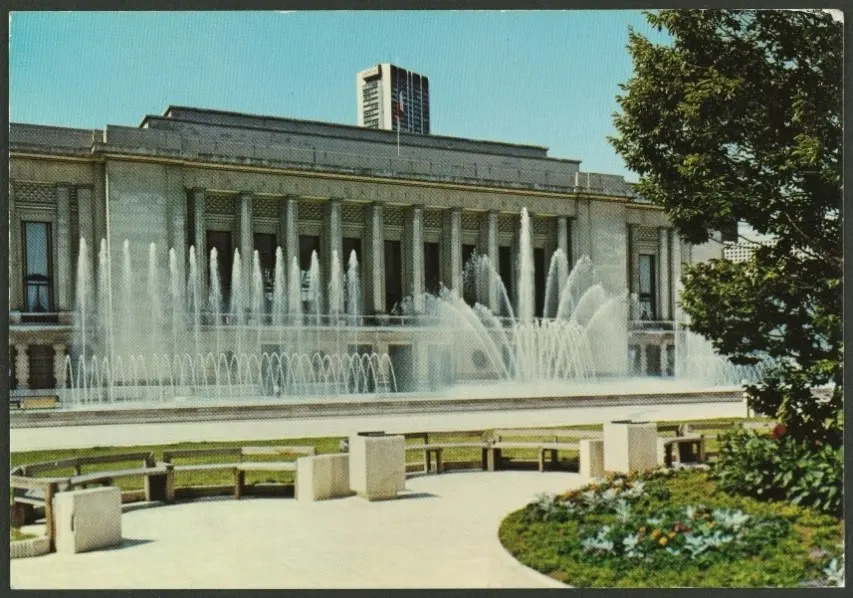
{"left": 610, "top": 9, "right": 842, "bottom": 444}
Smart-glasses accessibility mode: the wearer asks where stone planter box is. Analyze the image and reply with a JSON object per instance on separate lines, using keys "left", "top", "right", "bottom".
{"left": 296, "top": 454, "right": 353, "bottom": 502}
{"left": 53, "top": 487, "right": 122, "bottom": 554}
{"left": 348, "top": 433, "right": 405, "bottom": 501}
{"left": 603, "top": 420, "right": 658, "bottom": 474}
{"left": 579, "top": 439, "right": 605, "bottom": 478}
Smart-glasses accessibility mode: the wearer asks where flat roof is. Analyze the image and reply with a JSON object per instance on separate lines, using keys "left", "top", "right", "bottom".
{"left": 138, "top": 105, "right": 581, "bottom": 163}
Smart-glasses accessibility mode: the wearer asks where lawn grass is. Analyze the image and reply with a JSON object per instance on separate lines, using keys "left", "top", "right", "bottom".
{"left": 11, "top": 416, "right": 768, "bottom": 490}
{"left": 10, "top": 528, "right": 37, "bottom": 542}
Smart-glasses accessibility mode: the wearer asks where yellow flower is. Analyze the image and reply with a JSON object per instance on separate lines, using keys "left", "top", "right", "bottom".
{"left": 639, "top": 526, "right": 647, "bottom": 534}
{"left": 659, "top": 537, "right": 668, "bottom": 546}
{"left": 668, "top": 531, "right": 676, "bottom": 539}
{"left": 651, "top": 529, "right": 661, "bottom": 539}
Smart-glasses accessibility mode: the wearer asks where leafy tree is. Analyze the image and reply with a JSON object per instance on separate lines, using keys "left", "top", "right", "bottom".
{"left": 610, "top": 9, "right": 842, "bottom": 445}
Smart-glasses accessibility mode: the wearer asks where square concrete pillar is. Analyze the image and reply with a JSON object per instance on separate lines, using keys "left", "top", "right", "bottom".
{"left": 348, "top": 434, "right": 406, "bottom": 500}
{"left": 579, "top": 439, "right": 605, "bottom": 479}
{"left": 603, "top": 420, "right": 658, "bottom": 475}
{"left": 296, "top": 454, "right": 353, "bottom": 502}
{"left": 53, "top": 487, "right": 122, "bottom": 554}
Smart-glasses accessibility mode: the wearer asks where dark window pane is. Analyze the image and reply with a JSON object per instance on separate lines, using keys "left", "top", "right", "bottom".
{"left": 25, "top": 223, "right": 49, "bottom": 277}
{"left": 206, "top": 230, "right": 233, "bottom": 299}
{"left": 423, "top": 242, "right": 440, "bottom": 294}
{"left": 23, "top": 222, "right": 52, "bottom": 313}
{"left": 254, "top": 233, "right": 277, "bottom": 311}
{"left": 384, "top": 240, "right": 402, "bottom": 311}
{"left": 534, "top": 247, "right": 546, "bottom": 318}
{"left": 638, "top": 253, "right": 656, "bottom": 320}
{"left": 498, "top": 246, "right": 513, "bottom": 314}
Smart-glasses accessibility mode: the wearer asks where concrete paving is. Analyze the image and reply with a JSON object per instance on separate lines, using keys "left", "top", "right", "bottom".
{"left": 11, "top": 400, "right": 746, "bottom": 452}
{"left": 11, "top": 471, "right": 588, "bottom": 589}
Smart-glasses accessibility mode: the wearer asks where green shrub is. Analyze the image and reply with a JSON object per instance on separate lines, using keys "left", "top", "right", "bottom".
{"left": 714, "top": 427, "right": 843, "bottom": 516}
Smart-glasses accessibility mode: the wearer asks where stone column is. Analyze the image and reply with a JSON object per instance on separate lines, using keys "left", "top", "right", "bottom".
{"left": 574, "top": 199, "right": 591, "bottom": 265}
{"left": 77, "top": 186, "right": 95, "bottom": 266}
{"left": 556, "top": 215, "right": 569, "bottom": 259}
{"left": 93, "top": 163, "right": 107, "bottom": 251}
{"left": 658, "top": 228, "right": 671, "bottom": 322}
{"left": 639, "top": 342, "right": 648, "bottom": 376}
{"left": 324, "top": 199, "right": 344, "bottom": 313}
{"left": 627, "top": 224, "right": 636, "bottom": 321}
{"left": 671, "top": 230, "right": 683, "bottom": 322}
{"left": 9, "top": 181, "right": 22, "bottom": 311}
{"left": 479, "top": 210, "right": 499, "bottom": 311}
{"left": 14, "top": 344, "right": 29, "bottom": 390}
{"left": 237, "top": 191, "right": 254, "bottom": 293}
{"left": 363, "top": 203, "right": 385, "bottom": 314}
{"left": 404, "top": 205, "right": 425, "bottom": 313}
{"left": 281, "top": 196, "right": 300, "bottom": 277}
{"left": 53, "top": 344, "right": 67, "bottom": 389}
{"left": 442, "top": 208, "right": 462, "bottom": 293}
{"left": 166, "top": 173, "right": 186, "bottom": 283}
{"left": 55, "top": 183, "right": 72, "bottom": 312}
{"left": 191, "top": 188, "right": 207, "bottom": 290}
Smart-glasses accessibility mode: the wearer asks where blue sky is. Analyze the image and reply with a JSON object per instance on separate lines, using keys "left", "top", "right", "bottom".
{"left": 10, "top": 10, "right": 669, "bottom": 181}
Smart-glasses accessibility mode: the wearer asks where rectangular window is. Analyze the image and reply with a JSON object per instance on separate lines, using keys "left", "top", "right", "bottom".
{"left": 534, "top": 247, "right": 546, "bottom": 318}
{"left": 498, "top": 246, "right": 513, "bottom": 315}
{"left": 638, "top": 253, "right": 657, "bottom": 320}
{"left": 423, "top": 242, "right": 441, "bottom": 294}
{"left": 254, "top": 233, "right": 277, "bottom": 313}
{"left": 384, "top": 240, "right": 403, "bottom": 311}
{"left": 206, "top": 231, "right": 233, "bottom": 304}
{"left": 462, "top": 244, "right": 477, "bottom": 306}
{"left": 299, "top": 235, "right": 321, "bottom": 308}
{"left": 22, "top": 221, "right": 53, "bottom": 313}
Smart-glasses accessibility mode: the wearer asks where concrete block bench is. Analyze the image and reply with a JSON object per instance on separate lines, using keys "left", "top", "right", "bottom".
{"left": 53, "top": 487, "right": 122, "bottom": 554}
{"left": 348, "top": 434, "right": 405, "bottom": 501}
{"left": 296, "top": 454, "right": 352, "bottom": 501}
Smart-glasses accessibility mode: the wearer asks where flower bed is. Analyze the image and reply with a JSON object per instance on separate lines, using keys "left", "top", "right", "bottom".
{"left": 499, "top": 468, "right": 844, "bottom": 587}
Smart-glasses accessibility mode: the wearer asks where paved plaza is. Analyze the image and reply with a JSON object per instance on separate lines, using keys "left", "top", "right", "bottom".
{"left": 11, "top": 400, "right": 746, "bottom": 589}
{"left": 12, "top": 471, "right": 585, "bottom": 589}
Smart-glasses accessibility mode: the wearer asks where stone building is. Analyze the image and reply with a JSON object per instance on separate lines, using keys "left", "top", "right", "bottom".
{"left": 8, "top": 106, "right": 721, "bottom": 394}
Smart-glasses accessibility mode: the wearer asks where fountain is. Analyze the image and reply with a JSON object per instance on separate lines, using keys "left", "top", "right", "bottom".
{"left": 59, "top": 207, "right": 767, "bottom": 410}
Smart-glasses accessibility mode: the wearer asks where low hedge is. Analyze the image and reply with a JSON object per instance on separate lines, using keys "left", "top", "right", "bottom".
{"left": 499, "top": 468, "right": 843, "bottom": 587}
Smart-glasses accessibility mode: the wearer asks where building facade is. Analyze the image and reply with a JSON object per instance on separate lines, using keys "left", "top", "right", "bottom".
{"left": 8, "top": 106, "right": 721, "bottom": 393}
{"left": 356, "top": 64, "right": 430, "bottom": 134}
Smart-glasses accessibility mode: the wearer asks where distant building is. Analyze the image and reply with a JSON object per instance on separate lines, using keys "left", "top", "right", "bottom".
{"left": 723, "top": 224, "right": 774, "bottom": 263}
{"left": 356, "top": 63, "right": 430, "bottom": 134}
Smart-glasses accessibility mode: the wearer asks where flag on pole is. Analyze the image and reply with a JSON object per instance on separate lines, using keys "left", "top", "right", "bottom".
{"left": 395, "top": 89, "right": 404, "bottom": 156}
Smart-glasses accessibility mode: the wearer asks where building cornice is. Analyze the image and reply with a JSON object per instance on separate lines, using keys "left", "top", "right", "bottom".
{"left": 10, "top": 149, "right": 663, "bottom": 209}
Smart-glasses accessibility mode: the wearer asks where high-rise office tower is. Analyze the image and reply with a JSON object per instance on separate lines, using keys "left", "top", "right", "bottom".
{"left": 356, "top": 63, "right": 430, "bottom": 134}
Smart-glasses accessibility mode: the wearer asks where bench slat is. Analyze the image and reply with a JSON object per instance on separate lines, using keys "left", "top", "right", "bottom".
{"left": 241, "top": 446, "right": 314, "bottom": 457}
{"left": 69, "top": 466, "right": 168, "bottom": 487}
{"left": 405, "top": 442, "right": 489, "bottom": 451}
{"left": 236, "top": 462, "right": 296, "bottom": 472}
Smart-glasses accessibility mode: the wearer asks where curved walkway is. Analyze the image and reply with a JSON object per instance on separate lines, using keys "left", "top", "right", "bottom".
{"left": 11, "top": 471, "right": 585, "bottom": 589}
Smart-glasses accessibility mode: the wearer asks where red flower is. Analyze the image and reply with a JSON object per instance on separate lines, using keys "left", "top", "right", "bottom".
{"left": 770, "top": 423, "right": 787, "bottom": 440}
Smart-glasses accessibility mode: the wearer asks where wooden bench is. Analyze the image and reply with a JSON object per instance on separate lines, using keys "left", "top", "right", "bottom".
{"left": 488, "top": 428, "right": 593, "bottom": 472}
{"left": 9, "top": 475, "right": 65, "bottom": 550}
{"left": 10, "top": 452, "right": 163, "bottom": 531}
{"left": 21, "top": 395, "right": 59, "bottom": 409}
{"left": 160, "top": 445, "right": 315, "bottom": 500}
{"left": 402, "top": 430, "right": 490, "bottom": 474}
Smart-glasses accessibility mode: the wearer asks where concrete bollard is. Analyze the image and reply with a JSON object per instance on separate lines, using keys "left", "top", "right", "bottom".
{"left": 53, "top": 487, "right": 122, "bottom": 554}
{"left": 579, "top": 439, "right": 605, "bottom": 479}
{"left": 348, "top": 433, "right": 406, "bottom": 500}
{"left": 296, "top": 454, "right": 353, "bottom": 502}
{"left": 603, "top": 420, "right": 658, "bottom": 475}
